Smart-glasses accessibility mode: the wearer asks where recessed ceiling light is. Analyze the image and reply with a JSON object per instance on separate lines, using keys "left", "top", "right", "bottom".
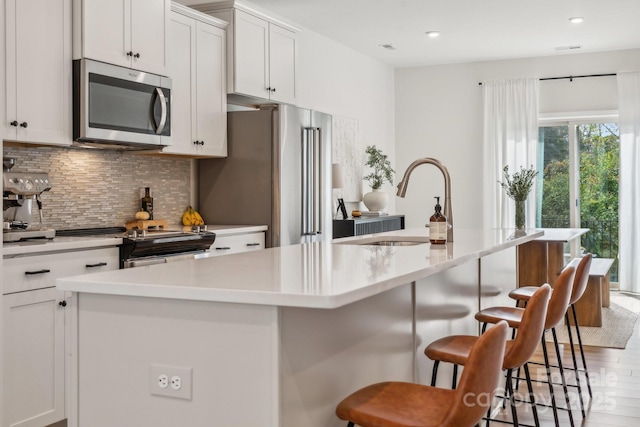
{"left": 425, "top": 31, "right": 440, "bottom": 38}
{"left": 569, "top": 17, "right": 584, "bottom": 24}
{"left": 380, "top": 43, "right": 397, "bottom": 50}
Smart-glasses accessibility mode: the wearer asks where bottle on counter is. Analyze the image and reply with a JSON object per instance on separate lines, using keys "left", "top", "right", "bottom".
{"left": 429, "top": 196, "right": 447, "bottom": 244}
{"left": 141, "top": 187, "right": 154, "bottom": 220}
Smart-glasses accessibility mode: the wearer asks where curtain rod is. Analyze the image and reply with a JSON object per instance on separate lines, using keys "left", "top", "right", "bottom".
{"left": 478, "top": 73, "right": 617, "bottom": 85}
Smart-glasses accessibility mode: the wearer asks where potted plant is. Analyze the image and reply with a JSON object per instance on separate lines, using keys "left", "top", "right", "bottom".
{"left": 499, "top": 165, "right": 538, "bottom": 230}
{"left": 362, "top": 145, "right": 394, "bottom": 212}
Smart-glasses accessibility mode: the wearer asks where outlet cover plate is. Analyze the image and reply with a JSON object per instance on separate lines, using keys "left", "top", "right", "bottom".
{"left": 150, "top": 364, "right": 192, "bottom": 400}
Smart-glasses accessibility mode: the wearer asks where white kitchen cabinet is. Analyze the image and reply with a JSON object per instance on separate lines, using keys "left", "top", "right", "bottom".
{"left": 164, "top": 4, "right": 228, "bottom": 157}
{"left": 2, "top": 247, "right": 119, "bottom": 427}
{"left": 195, "top": 2, "right": 299, "bottom": 105}
{"left": 73, "top": 0, "right": 169, "bottom": 75}
{"left": 3, "top": 0, "right": 72, "bottom": 146}
{"left": 204, "top": 231, "right": 265, "bottom": 257}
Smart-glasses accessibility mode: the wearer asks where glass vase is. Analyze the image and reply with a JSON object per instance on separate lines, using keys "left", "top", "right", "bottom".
{"left": 515, "top": 200, "right": 526, "bottom": 231}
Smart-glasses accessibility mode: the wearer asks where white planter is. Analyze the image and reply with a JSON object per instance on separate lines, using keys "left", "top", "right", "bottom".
{"left": 363, "top": 189, "right": 388, "bottom": 212}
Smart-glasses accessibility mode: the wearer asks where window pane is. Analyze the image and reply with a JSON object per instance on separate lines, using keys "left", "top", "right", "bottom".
{"left": 578, "top": 123, "right": 619, "bottom": 281}
{"left": 538, "top": 126, "right": 570, "bottom": 228}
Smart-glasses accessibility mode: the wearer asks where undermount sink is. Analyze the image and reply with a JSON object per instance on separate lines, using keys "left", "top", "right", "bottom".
{"left": 335, "top": 236, "right": 431, "bottom": 246}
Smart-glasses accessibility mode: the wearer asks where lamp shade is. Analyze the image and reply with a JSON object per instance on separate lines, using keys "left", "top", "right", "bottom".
{"left": 332, "top": 163, "right": 344, "bottom": 189}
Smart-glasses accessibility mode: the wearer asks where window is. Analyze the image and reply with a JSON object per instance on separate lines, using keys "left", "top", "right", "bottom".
{"left": 538, "top": 114, "right": 619, "bottom": 282}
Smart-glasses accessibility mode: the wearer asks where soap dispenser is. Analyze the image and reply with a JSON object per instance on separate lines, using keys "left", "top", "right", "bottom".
{"left": 429, "top": 196, "right": 447, "bottom": 244}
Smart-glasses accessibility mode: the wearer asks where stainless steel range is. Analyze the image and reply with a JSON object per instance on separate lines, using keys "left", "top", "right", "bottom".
{"left": 3, "top": 157, "right": 56, "bottom": 242}
{"left": 56, "top": 227, "right": 216, "bottom": 268}
{"left": 119, "top": 228, "right": 216, "bottom": 268}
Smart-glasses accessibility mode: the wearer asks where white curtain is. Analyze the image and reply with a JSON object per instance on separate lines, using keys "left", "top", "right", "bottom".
{"left": 617, "top": 71, "right": 640, "bottom": 293}
{"left": 482, "top": 78, "right": 540, "bottom": 230}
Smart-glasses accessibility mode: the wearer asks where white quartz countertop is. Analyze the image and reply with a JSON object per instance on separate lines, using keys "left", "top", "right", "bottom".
{"left": 56, "top": 228, "right": 543, "bottom": 309}
{"left": 3, "top": 224, "right": 267, "bottom": 257}
{"left": 533, "top": 228, "right": 588, "bottom": 242}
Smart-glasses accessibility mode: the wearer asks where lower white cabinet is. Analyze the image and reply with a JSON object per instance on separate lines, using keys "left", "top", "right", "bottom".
{"left": 205, "top": 232, "right": 265, "bottom": 257}
{"left": 2, "top": 247, "right": 119, "bottom": 427}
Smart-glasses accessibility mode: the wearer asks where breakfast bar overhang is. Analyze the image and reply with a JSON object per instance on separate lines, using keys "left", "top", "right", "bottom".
{"left": 57, "top": 228, "right": 543, "bottom": 427}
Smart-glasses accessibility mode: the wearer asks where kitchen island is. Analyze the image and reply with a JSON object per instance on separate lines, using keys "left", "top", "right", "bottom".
{"left": 57, "top": 227, "right": 543, "bottom": 427}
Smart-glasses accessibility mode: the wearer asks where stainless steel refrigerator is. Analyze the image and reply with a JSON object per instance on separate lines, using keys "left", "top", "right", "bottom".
{"left": 198, "top": 104, "right": 332, "bottom": 247}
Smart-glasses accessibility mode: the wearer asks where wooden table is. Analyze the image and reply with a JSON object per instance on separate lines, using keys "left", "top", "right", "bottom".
{"left": 517, "top": 228, "right": 589, "bottom": 287}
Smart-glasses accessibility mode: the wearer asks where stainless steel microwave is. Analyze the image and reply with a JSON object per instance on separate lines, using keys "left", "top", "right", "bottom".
{"left": 73, "top": 59, "right": 171, "bottom": 150}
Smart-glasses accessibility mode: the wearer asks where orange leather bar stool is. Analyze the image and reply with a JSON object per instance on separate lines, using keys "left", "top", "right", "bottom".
{"left": 335, "top": 321, "right": 509, "bottom": 427}
{"left": 509, "top": 254, "right": 593, "bottom": 418}
{"left": 475, "top": 266, "right": 576, "bottom": 427}
{"left": 425, "top": 284, "right": 551, "bottom": 427}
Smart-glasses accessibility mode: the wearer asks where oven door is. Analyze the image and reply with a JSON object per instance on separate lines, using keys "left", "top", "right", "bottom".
{"left": 123, "top": 252, "right": 199, "bottom": 269}
{"left": 73, "top": 59, "right": 172, "bottom": 148}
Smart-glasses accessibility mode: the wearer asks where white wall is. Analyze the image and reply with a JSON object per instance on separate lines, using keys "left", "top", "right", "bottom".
{"left": 395, "top": 49, "right": 640, "bottom": 229}
{"left": 294, "top": 29, "right": 396, "bottom": 212}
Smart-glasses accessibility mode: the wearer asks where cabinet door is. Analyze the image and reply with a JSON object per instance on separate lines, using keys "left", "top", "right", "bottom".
{"left": 3, "top": 288, "right": 65, "bottom": 427}
{"left": 4, "top": 0, "right": 71, "bottom": 145}
{"left": 130, "top": 0, "right": 169, "bottom": 75}
{"left": 81, "top": 0, "right": 130, "bottom": 69}
{"left": 164, "top": 12, "right": 196, "bottom": 155}
{"left": 268, "top": 24, "right": 297, "bottom": 104}
{"left": 195, "top": 21, "right": 227, "bottom": 157}
{"left": 233, "top": 10, "right": 270, "bottom": 99}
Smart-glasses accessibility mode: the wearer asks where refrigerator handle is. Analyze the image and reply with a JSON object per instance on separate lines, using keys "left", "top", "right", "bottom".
{"left": 302, "top": 128, "right": 314, "bottom": 236}
{"left": 312, "top": 128, "right": 322, "bottom": 235}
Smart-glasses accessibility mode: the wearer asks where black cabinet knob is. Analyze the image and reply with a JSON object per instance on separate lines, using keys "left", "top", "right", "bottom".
{"left": 58, "top": 300, "right": 67, "bottom": 307}
{"left": 127, "top": 51, "right": 133, "bottom": 57}
{"left": 20, "top": 122, "right": 28, "bottom": 128}
{"left": 271, "top": 88, "right": 276, "bottom": 92}
{"left": 10, "top": 120, "right": 18, "bottom": 126}
{"left": 134, "top": 53, "right": 140, "bottom": 59}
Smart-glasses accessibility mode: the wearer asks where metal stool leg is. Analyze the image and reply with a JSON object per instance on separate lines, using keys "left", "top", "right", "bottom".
{"left": 523, "top": 363, "right": 540, "bottom": 427}
{"left": 505, "top": 368, "right": 519, "bottom": 427}
{"left": 431, "top": 360, "right": 440, "bottom": 387}
{"left": 541, "top": 335, "right": 561, "bottom": 427}
{"left": 565, "top": 311, "right": 586, "bottom": 417}
{"left": 551, "top": 327, "right": 575, "bottom": 427}
{"left": 572, "top": 303, "right": 593, "bottom": 397}
{"left": 452, "top": 364, "right": 458, "bottom": 389}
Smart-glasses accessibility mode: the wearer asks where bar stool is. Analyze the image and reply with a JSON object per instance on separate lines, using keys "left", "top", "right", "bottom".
{"left": 509, "top": 254, "right": 593, "bottom": 418}
{"left": 335, "top": 321, "right": 509, "bottom": 427}
{"left": 425, "top": 284, "right": 551, "bottom": 427}
{"left": 475, "top": 265, "right": 576, "bottom": 427}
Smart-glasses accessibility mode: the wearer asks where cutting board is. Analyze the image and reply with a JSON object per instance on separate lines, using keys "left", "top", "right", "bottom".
{"left": 125, "top": 219, "right": 168, "bottom": 230}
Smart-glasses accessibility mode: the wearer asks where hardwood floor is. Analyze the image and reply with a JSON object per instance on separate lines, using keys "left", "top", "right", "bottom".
{"left": 492, "top": 307, "right": 640, "bottom": 426}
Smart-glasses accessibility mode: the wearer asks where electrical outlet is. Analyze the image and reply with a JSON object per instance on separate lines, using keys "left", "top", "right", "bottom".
{"left": 150, "top": 364, "right": 192, "bottom": 400}
{"left": 170, "top": 376, "right": 181, "bottom": 390}
{"left": 158, "top": 374, "right": 169, "bottom": 389}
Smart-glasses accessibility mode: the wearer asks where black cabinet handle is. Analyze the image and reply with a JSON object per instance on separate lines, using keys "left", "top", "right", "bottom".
{"left": 246, "top": 243, "right": 261, "bottom": 247}
{"left": 127, "top": 51, "right": 133, "bottom": 56}
{"left": 270, "top": 88, "right": 276, "bottom": 92}
{"left": 10, "top": 120, "right": 18, "bottom": 126}
{"left": 25, "top": 269, "right": 51, "bottom": 275}
{"left": 215, "top": 247, "right": 231, "bottom": 250}
{"left": 59, "top": 300, "right": 67, "bottom": 307}
{"left": 193, "top": 141, "right": 205, "bottom": 146}
{"left": 86, "top": 262, "right": 108, "bottom": 268}
{"left": 134, "top": 53, "right": 140, "bottom": 59}
{"left": 20, "top": 122, "right": 28, "bottom": 128}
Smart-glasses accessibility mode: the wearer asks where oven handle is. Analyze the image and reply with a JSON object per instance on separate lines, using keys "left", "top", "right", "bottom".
{"left": 124, "top": 257, "right": 167, "bottom": 268}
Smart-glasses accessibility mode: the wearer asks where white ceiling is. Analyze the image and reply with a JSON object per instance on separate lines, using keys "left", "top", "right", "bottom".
{"left": 179, "top": 0, "right": 640, "bottom": 68}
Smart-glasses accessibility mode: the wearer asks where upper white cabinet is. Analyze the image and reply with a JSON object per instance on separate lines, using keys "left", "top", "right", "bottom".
{"left": 3, "top": 0, "right": 72, "bottom": 146}
{"left": 194, "top": 1, "right": 299, "bottom": 105}
{"left": 164, "top": 4, "right": 228, "bottom": 157}
{"left": 73, "top": 0, "right": 170, "bottom": 75}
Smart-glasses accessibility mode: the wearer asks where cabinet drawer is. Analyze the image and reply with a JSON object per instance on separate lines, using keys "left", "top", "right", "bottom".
{"left": 3, "top": 247, "right": 119, "bottom": 294}
{"left": 208, "top": 232, "right": 265, "bottom": 256}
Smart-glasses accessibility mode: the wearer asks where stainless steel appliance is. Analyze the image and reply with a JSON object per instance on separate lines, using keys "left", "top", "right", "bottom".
{"left": 3, "top": 157, "right": 56, "bottom": 242}
{"left": 198, "top": 105, "right": 332, "bottom": 247}
{"left": 119, "top": 229, "right": 216, "bottom": 268}
{"left": 73, "top": 59, "right": 172, "bottom": 150}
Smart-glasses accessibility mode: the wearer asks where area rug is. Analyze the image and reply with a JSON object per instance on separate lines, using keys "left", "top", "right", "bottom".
{"left": 548, "top": 293, "right": 640, "bottom": 349}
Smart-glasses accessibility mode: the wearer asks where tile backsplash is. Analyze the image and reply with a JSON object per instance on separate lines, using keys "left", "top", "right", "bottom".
{"left": 3, "top": 145, "right": 191, "bottom": 229}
